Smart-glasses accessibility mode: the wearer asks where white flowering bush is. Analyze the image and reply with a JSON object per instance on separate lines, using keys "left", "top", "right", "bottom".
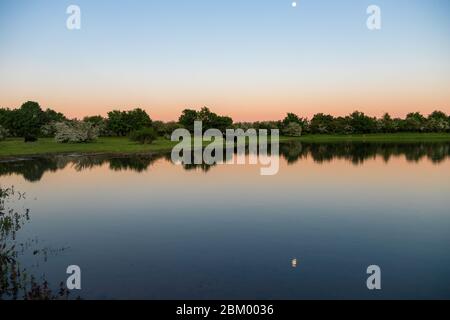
{"left": 54, "top": 121, "right": 99, "bottom": 143}
{"left": 40, "top": 122, "right": 58, "bottom": 137}
{"left": 282, "top": 122, "right": 302, "bottom": 137}
{"left": 0, "top": 125, "right": 9, "bottom": 141}
{"left": 427, "top": 118, "right": 450, "bottom": 132}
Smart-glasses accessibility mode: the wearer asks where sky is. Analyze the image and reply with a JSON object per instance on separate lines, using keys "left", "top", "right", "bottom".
{"left": 0, "top": 0, "right": 449, "bottom": 121}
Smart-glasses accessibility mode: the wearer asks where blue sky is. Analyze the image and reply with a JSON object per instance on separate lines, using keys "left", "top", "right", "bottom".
{"left": 0, "top": 0, "right": 449, "bottom": 120}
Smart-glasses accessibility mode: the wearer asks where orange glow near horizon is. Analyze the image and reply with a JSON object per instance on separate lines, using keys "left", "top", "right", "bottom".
{"left": 1, "top": 90, "right": 449, "bottom": 122}
{"left": 1, "top": 53, "right": 449, "bottom": 121}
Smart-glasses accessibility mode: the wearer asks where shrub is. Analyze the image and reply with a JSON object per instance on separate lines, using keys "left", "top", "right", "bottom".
{"left": 152, "top": 121, "right": 184, "bottom": 139}
{"left": 282, "top": 122, "right": 302, "bottom": 137}
{"left": 0, "top": 125, "right": 8, "bottom": 141}
{"left": 54, "top": 121, "right": 99, "bottom": 143}
{"left": 129, "top": 128, "right": 157, "bottom": 144}
{"left": 24, "top": 134, "right": 38, "bottom": 143}
{"left": 40, "top": 122, "right": 58, "bottom": 137}
{"left": 83, "top": 116, "right": 113, "bottom": 136}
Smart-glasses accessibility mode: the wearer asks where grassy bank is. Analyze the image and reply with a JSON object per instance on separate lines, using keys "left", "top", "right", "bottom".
{"left": 0, "top": 133, "right": 449, "bottom": 158}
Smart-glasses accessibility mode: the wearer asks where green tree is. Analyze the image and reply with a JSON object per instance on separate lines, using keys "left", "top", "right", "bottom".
{"left": 253, "top": 121, "right": 281, "bottom": 132}
{"left": 348, "top": 111, "right": 377, "bottom": 134}
{"left": 282, "top": 113, "right": 308, "bottom": 132}
{"left": 126, "top": 108, "right": 152, "bottom": 130}
{"left": 333, "top": 116, "right": 353, "bottom": 134}
{"left": 178, "top": 109, "right": 198, "bottom": 132}
{"left": 0, "top": 103, "right": 68, "bottom": 138}
{"left": 213, "top": 115, "right": 233, "bottom": 133}
{"left": 404, "top": 112, "right": 427, "bottom": 132}
{"left": 426, "top": 111, "right": 449, "bottom": 132}
{"left": 310, "top": 113, "right": 335, "bottom": 134}
{"left": 106, "top": 111, "right": 126, "bottom": 136}
{"left": 106, "top": 108, "right": 152, "bottom": 136}
{"left": 43, "top": 108, "right": 66, "bottom": 124}
{"left": 15, "top": 101, "right": 45, "bottom": 140}
{"left": 0, "top": 109, "right": 13, "bottom": 136}
{"left": 377, "top": 113, "right": 396, "bottom": 133}
{"left": 283, "top": 113, "right": 301, "bottom": 125}
{"left": 197, "top": 107, "right": 223, "bottom": 131}
{"left": 178, "top": 107, "right": 233, "bottom": 133}
{"left": 83, "top": 115, "right": 105, "bottom": 127}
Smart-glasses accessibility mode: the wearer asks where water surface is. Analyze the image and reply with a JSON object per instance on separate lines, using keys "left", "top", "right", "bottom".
{"left": 1, "top": 142, "right": 449, "bottom": 299}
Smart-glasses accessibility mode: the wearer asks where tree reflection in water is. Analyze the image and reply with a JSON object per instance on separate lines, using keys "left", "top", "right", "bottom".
{"left": 0, "top": 142, "right": 449, "bottom": 182}
{"left": 280, "top": 141, "right": 450, "bottom": 165}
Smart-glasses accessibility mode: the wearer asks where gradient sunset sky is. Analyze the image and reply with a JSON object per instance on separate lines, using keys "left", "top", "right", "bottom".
{"left": 0, "top": 0, "right": 449, "bottom": 121}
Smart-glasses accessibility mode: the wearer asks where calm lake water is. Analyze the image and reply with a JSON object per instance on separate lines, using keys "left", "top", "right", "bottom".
{"left": 1, "top": 142, "right": 450, "bottom": 299}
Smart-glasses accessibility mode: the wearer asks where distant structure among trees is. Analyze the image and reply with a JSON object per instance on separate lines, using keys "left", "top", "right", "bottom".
{"left": 0, "top": 101, "right": 449, "bottom": 143}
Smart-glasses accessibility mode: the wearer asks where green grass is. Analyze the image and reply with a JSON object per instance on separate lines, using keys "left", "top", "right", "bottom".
{"left": 0, "top": 133, "right": 449, "bottom": 158}
{"left": 0, "top": 137, "right": 176, "bottom": 158}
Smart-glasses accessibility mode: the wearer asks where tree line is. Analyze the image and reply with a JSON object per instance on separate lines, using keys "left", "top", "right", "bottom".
{"left": 0, "top": 101, "right": 449, "bottom": 143}
{"left": 234, "top": 111, "right": 450, "bottom": 136}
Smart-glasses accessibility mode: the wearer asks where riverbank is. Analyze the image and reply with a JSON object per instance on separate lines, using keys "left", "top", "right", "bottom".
{"left": 0, "top": 133, "right": 449, "bottom": 158}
